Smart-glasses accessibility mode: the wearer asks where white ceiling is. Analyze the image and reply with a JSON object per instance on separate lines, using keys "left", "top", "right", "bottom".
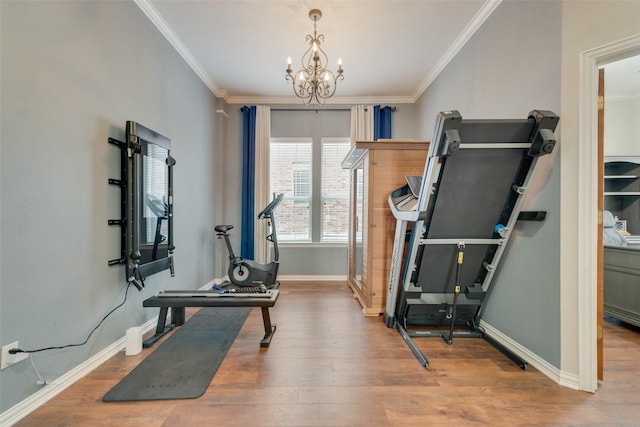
{"left": 138, "top": 0, "right": 640, "bottom": 104}
{"left": 140, "top": 0, "right": 495, "bottom": 104}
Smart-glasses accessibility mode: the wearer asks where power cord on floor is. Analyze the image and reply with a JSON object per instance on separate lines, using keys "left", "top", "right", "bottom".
{"left": 9, "top": 283, "right": 133, "bottom": 356}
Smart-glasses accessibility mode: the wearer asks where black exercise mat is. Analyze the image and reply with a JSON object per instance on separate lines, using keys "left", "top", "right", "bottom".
{"left": 103, "top": 306, "right": 251, "bottom": 402}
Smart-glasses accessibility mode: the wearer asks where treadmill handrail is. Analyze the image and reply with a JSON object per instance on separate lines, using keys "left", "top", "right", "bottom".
{"left": 388, "top": 193, "right": 423, "bottom": 222}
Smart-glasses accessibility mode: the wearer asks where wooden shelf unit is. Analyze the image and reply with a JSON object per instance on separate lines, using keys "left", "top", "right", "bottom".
{"left": 342, "top": 140, "right": 429, "bottom": 316}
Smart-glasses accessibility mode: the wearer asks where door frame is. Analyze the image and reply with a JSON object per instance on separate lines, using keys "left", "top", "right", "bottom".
{"left": 578, "top": 34, "right": 640, "bottom": 392}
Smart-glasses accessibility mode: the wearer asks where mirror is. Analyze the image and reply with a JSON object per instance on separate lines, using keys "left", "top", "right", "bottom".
{"left": 125, "top": 121, "right": 175, "bottom": 290}
{"left": 140, "top": 143, "right": 170, "bottom": 264}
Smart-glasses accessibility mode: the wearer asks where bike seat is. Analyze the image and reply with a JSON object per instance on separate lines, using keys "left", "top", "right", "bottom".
{"left": 215, "top": 225, "right": 234, "bottom": 233}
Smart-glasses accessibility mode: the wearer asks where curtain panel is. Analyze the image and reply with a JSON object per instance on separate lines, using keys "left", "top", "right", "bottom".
{"left": 241, "top": 105, "right": 271, "bottom": 262}
{"left": 350, "top": 105, "right": 374, "bottom": 143}
{"left": 351, "top": 105, "right": 393, "bottom": 142}
{"left": 253, "top": 105, "right": 271, "bottom": 263}
{"left": 374, "top": 105, "right": 393, "bottom": 140}
{"left": 241, "top": 106, "right": 257, "bottom": 259}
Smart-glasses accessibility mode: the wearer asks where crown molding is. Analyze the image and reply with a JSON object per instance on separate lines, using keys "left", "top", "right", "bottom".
{"left": 225, "top": 95, "right": 416, "bottom": 105}
{"left": 412, "top": 0, "right": 502, "bottom": 102}
{"left": 133, "top": 0, "right": 228, "bottom": 100}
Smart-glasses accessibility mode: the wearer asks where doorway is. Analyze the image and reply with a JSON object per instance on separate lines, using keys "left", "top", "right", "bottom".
{"left": 578, "top": 35, "right": 640, "bottom": 392}
{"left": 600, "top": 53, "right": 640, "bottom": 378}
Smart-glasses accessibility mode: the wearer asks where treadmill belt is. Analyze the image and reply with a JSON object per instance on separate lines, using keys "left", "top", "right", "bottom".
{"left": 427, "top": 148, "right": 526, "bottom": 239}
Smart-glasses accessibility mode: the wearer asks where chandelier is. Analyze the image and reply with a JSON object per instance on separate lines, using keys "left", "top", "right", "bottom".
{"left": 286, "top": 9, "right": 344, "bottom": 104}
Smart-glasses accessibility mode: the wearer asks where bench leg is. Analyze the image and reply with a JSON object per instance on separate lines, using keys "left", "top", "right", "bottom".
{"left": 143, "top": 306, "right": 175, "bottom": 348}
{"left": 171, "top": 306, "right": 186, "bottom": 326}
{"left": 260, "top": 306, "right": 277, "bottom": 348}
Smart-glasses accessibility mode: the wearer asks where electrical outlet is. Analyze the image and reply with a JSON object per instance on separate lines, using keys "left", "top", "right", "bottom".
{"left": 1, "top": 341, "right": 28, "bottom": 370}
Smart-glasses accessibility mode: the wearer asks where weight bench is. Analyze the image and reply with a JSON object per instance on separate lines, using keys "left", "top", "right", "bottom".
{"left": 142, "top": 289, "right": 279, "bottom": 348}
{"left": 386, "top": 110, "right": 559, "bottom": 368}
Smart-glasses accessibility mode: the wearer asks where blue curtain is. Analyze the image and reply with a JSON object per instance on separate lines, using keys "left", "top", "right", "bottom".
{"left": 241, "top": 105, "right": 257, "bottom": 258}
{"left": 373, "top": 105, "right": 393, "bottom": 141}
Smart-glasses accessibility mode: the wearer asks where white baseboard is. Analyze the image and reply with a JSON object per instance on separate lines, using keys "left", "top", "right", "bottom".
{"left": 479, "top": 320, "right": 579, "bottom": 390}
{"left": 0, "top": 276, "right": 228, "bottom": 426}
{"left": 277, "top": 275, "right": 347, "bottom": 282}
{"left": 0, "top": 316, "right": 157, "bottom": 427}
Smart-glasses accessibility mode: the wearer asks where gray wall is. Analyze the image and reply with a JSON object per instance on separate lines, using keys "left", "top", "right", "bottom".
{"left": 414, "top": 0, "right": 562, "bottom": 367}
{"left": 390, "top": 103, "right": 419, "bottom": 141}
{"left": 0, "top": 1, "right": 221, "bottom": 411}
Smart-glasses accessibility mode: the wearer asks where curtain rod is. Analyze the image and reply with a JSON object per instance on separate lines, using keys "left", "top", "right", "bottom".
{"left": 370, "top": 106, "right": 397, "bottom": 112}
{"left": 240, "top": 106, "right": 397, "bottom": 112}
{"left": 271, "top": 108, "right": 351, "bottom": 112}
{"left": 241, "top": 107, "right": 350, "bottom": 112}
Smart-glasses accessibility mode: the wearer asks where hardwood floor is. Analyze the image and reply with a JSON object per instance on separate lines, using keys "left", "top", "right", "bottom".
{"left": 14, "top": 281, "right": 640, "bottom": 426}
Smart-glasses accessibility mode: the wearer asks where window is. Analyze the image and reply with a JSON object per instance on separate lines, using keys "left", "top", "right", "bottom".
{"left": 293, "top": 170, "right": 311, "bottom": 199}
{"left": 270, "top": 137, "right": 350, "bottom": 243}
{"left": 321, "top": 139, "right": 351, "bottom": 241}
{"left": 270, "top": 139, "right": 312, "bottom": 241}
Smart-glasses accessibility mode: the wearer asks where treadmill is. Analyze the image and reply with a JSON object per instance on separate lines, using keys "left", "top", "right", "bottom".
{"left": 385, "top": 110, "right": 559, "bottom": 368}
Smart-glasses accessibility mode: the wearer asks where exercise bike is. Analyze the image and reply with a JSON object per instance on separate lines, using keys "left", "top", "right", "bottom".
{"left": 214, "top": 193, "right": 284, "bottom": 288}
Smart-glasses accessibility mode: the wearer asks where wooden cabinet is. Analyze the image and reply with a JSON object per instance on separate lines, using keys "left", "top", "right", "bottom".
{"left": 342, "top": 141, "right": 429, "bottom": 316}
{"left": 604, "top": 244, "right": 640, "bottom": 327}
{"left": 604, "top": 157, "right": 640, "bottom": 240}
